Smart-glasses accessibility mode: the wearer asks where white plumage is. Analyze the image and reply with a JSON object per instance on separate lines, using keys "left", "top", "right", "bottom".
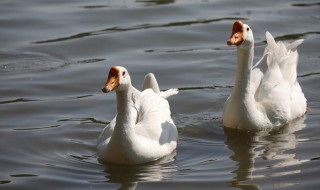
{"left": 97, "top": 66, "right": 178, "bottom": 165}
{"left": 223, "top": 20, "right": 306, "bottom": 130}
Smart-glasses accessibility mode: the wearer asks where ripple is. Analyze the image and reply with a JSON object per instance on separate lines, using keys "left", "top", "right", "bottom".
{"left": 253, "top": 31, "right": 320, "bottom": 47}
{"left": 298, "top": 72, "right": 320, "bottom": 78}
{"left": 311, "top": 156, "right": 320, "bottom": 161}
{"left": 32, "top": 17, "right": 247, "bottom": 44}
{"left": 67, "top": 95, "right": 94, "bottom": 99}
{"left": 0, "top": 51, "right": 105, "bottom": 73}
{"left": 14, "top": 125, "right": 61, "bottom": 131}
{"left": 176, "top": 85, "right": 233, "bottom": 91}
{"left": 274, "top": 31, "right": 320, "bottom": 41}
{"left": 58, "top": 117, "right": 109, "bottom": 125}
{"left": 0, "top": 181, "right": 11, "bottom": 185}
{"left": 137, "top": 0, "right": 175, "bottom": 6}
{"left": 80, "top": 5, "right": 111, "bottom": 9}
{"left": 10, "top": 174, "right": 38, "bottom": 177}
{"left": 75, "top": 58, "right": 106, "bottom": 64}
{"left": 145, "top": 46, "right": 231, "bottom": 53}
{"left": 100, "top": 153, "right": 177, "bottom": 183}
{"left": 292, "top": 2, "right": 320, "bottom": 7}
{"left": 0, "top": 51, "right": 68, "bottom": 73}
{"left": 273, "top": 182, "right": 299, "bottom": 188}
{"left": 66, "top": 153, "right": 100, "bottom": 168}
{"left": 0, "top": 98, "right": 37, "bottom": 105}
{"left": 70, "top": 154, "right": 92, "bottom": 161}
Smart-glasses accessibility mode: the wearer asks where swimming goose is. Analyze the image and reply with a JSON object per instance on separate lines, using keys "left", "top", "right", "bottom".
{"left": 223, "top": 20, "right": 306, "bottom": 130}
{"left": 97, "top": 66, "right": 178, "bottom": 164}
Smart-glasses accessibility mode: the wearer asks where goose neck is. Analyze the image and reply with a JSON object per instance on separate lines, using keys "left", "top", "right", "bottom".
{"left": 114, "top": 85, "right": 140, "bottom": 134}
{"left": 115, "top": 86, "right": 135, "bottom": 119}
{"left": 234, "top": 46, "right": 254, "bottom": 96}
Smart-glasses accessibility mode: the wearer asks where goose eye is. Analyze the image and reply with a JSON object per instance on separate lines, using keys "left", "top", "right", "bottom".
{"left": 122, "top": 71, "right": 126, "bottom": 77}
{"left": 247, "top": 27, "right": 250, "bottom": 31}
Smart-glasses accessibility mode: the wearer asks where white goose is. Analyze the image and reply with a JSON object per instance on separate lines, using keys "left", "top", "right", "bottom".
{"left": 97, "top": 66, "right": 178, "bottom": 165}
{"left": 223, "top": 20, "right": 307, "bottom": 130}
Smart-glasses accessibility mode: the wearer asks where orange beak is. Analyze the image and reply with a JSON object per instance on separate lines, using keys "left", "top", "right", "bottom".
{"left": 101, "top": 67, "right": 120, "bottom": 93}
{"left": 227, "top": 20, "right": 244, "bottom": 46}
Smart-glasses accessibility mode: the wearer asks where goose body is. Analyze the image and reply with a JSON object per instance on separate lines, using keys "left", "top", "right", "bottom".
{"left": 223, "top": 20, "right": 306, "bottom": 130}
{"left": 97, "top": 66, "right": 178, "bottom": 165}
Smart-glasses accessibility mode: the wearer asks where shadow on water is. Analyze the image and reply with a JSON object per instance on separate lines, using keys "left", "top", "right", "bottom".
{"left": 224, "top": 116, "right": 306, "bottom": 190}
{"left": 97, "top": 151, "right": 177, "bottom": 190}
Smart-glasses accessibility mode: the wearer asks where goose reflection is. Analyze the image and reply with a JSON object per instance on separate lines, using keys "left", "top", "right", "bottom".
{"left": 224, "top": 116, "right": 306, "bottom": 190}
{"left": 101, "top": 151, "right": 177, "bottom": 190}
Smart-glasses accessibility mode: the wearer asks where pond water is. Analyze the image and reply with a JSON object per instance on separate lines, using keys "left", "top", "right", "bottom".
{"left": 0, "top": 0, "right": 319, "bottom": 189}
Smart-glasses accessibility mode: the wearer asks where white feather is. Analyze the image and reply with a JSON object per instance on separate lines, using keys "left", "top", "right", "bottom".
{"left": 97, "top": 67, "right": 178, "bottom": 164}
{"left": 223, "top": 25, "right": 306, "bottom": 130}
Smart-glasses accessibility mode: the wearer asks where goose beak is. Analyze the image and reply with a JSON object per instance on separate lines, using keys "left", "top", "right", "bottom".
{"left": 101, "top": 85, "right": 112, "bottom": 93}
{"left": 227, "top": 20, "right": 244, "bottom": 46}
{"left": 102, "top": 66, "right": 120, "bottom": 93}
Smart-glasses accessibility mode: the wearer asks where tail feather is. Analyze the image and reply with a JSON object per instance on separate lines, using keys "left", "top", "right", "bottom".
{"left": 263, "top": 31, "right": 303, "bottom": 85}
{"left": 287, "top": 39, "right": 304, "bottom": 51}
{"left": 142, "top": 73, "right": 160, "bottom": 94}
{"left": 265, "top": 31, "right": 277, "bottom": 50}
{"left": 160, "top": 88, "right": 178, "bottom": 99}
{"left": 142, "top": 73, "right": 178, "bottom": 98}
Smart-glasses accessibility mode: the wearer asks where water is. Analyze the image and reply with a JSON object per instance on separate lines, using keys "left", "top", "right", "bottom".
{"left": 0, "top": 0, "right": 319, "bottom": 189}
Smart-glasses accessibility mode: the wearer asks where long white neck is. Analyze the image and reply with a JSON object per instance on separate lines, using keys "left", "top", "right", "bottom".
{"left": 114, "top": 85, "right": 138, "bottom": 134}
{"left": 232, "top": 46, "right": 254, "bottom": 98}
{"left": 107, "top": 85, "right": 140, "bottom": 160}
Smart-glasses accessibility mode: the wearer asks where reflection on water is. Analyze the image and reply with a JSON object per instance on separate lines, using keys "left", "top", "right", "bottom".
{"left": 100, "top": 151, "right": 177, "bottom": 190}
{"left": 225, "top": 116, "right": 306, "bottom": 190}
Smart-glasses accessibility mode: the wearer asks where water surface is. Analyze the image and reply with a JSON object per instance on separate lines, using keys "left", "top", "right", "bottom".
{"left": 0, "top": 0, "right": 320, "bottom": 189}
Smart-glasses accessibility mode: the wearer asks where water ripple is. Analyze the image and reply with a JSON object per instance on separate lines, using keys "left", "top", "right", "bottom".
{"left": 0, "top": 98, "right": 37, "bottom": 105}
{"left": 176, "top": 85, "right": 233, "bottom": 91}
{"left": 145, "top": 46, "right": 231, "bottom": 53}
{"left": 0, "top": 181, "right": 11, "bottom": 185}
{"left": 292, "top": 2, "right": 320, "bottom": 7}
{"left": 32, "top": 17, "right": 247, "bottom": 44}
{"left": 0, "top": 51, "right": 105, "bottom": 73}
{"left": 275, "top": 31, "right": 320, "bottom": 41}
{"left": 14, "top": 125, "right": 61, "bottom": 131}
{"left": 298, "top": 72, "right": 320, "bottom": 78}
{"left": 80, "top": 5, "right": 111, "bottom": 9}
{"left": 58, "top": 117, "right": 109, "bottom": 125}
{"left": 10, "top": 174, "right": 38, "bottom": 177}
{"left": 137, "top": 0, "right": 175, "bottom": 6}
{"left": 67, "top": 95, "right": 94, "bottom": 99}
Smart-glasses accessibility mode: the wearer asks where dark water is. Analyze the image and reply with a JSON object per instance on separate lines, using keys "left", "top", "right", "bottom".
{"left": 0, "top": 0, "right": 319, "bottom": 189}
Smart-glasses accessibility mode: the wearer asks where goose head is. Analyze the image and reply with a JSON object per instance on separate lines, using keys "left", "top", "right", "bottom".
{"left": 227, "top": 20, "right": 254, "bottom": 49}
{"left": 102, "top": 66, "right": 131, "bottom": 93}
